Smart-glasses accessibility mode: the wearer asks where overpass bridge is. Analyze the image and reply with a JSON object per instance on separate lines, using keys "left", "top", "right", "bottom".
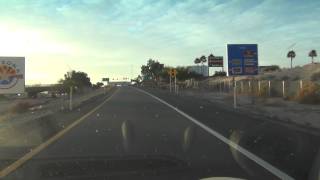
{"left": 108, "top": 81, "right": 131, "bottom": 86}
{"left": 25, "top": 84, "right": 61, "bottom": 97}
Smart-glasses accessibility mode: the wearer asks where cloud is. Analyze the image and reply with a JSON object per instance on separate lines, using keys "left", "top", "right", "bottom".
{"left": 0, "top": 0, "right": 319, "bottom": 84}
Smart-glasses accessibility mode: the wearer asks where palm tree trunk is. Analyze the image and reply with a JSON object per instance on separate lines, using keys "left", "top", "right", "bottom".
{"left": 291, "top": 58, "right": 293, "bottom": 69}
{"left": 312, "top": 57, "right": 314, "bottom": 64}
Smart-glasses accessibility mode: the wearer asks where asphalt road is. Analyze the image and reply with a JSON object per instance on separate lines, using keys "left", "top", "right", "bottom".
{"left": 3, "top": 86, "right": 319, "bottom": 180}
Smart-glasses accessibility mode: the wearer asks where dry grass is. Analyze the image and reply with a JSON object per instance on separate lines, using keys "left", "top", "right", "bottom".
{"left": 257, "top": 85, "right": 270, "bottom": 97}
{"left": 0, "top": 95, "right": 7, "bottom": 101}
{"left": 311, "top": 71, "right": 320, "bottom": 81}
{"left": 295, "top": 82, "right": 320, "bottom": 104}
{"left": 9, "top": 101, "right": 32, "bottom": 114}
{"left": 0, "top": 113, "right": 10, "bottom": 123}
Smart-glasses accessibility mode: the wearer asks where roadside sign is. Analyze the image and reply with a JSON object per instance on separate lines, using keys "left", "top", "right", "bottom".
{"left": 102, "top": 78, "right": 109, "bottom": 82}
{"left": 208, "top": 55, "right": 223, "bottom": 67}
{"left": 227, "top": 44, "right": 258, "bottom": 76}
{"left": 0, "top": 57, "right": 25, "bottom": 94}
{"left": 172, "top": 69, "right": 177, "bottom": 77}
{"left": 167, "top": 68, "right": 178, "bottom": 93}
{"left": 168, "top": 68, "right": 177, "bottom": 77}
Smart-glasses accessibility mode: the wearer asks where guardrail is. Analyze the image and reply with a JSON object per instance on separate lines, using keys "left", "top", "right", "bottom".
{"left": 0, "top": 87, "right": 110, "bottom": 126}
{"left": 0, "top": 87, "right": 113, "bottom": 146}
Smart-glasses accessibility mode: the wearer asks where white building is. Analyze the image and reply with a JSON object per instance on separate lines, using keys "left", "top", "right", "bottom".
{"left": 187, "top": 65, "right": 209, "bottom": 77}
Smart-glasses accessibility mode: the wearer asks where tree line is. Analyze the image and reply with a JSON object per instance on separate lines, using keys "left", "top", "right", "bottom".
{"left": 57, "top": 70, "right": 104, "bottom": 93}
{"left": 139, "top": 59, "right": 203, "bottom": 83}
{"left": 287, "top": 49, "right": 317, "bottom": 69}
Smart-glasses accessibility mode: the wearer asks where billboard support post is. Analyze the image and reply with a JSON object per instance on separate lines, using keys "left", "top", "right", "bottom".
{"left": 69, "top": 86, "right": 73, "bottom": 111}
{"left": 268, "top": 80, "right": 271, "bottom": 97}
{"left": 250, "top": 77, "right": 255, "bottom": 104}
{"left": 233, "top": 77, "right": 237, "bottom": 109}
{"left": 240, "top": 81, "right": 244, "bottom": 93}
{"left": 174, "top": 76, "right": 177, "bottom": 94}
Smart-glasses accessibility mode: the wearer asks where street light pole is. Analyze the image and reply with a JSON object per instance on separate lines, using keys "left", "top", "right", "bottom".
{"left": 69, "top": 86, "right": 73, "bottom": 111}
{"left": 174, "top": 75, "right": 177, "bottom": 93}
{"left": 169, "top": 76, "right": 172, "bottom": 93}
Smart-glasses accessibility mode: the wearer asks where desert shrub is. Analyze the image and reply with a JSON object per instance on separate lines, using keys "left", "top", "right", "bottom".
{"left": 296, "top": 82, "right": 320, "bottom": 104}
{"left": 311, "top": 71, "right": 320, "bottom": 81}
{"left": 51, "top": 93, "right": 57, "bottom": 98}
{"left": 0, "top": 95, "right": 7, "bottom": 101}
{"left": 213, "top": 71, "right": 227, "bottom": 77}
{"left": 10, "top": 102, "right": 32, "bottom": 113}
{"left": 280, "top": 76, "right": 290, "bottom": 81}
{"left": 257, "top": 85, "right": 268, "bottom": 97}
{"left": 292, "top": 76, "right": 300, "bottom": 81}
{"left": 263, "top": 65, "right": 280, "bottom": 72}
{"left": 260, "top": 75, "right": 276, "bottom": 81}
{"left": 255, "top": 81, "right": 281, "bottom": 97}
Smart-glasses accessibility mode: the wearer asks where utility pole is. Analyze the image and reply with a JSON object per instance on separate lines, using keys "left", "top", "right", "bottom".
{"left": 169, "top": 76, "right": 172, "bottom": 92}
{"left": 174, "top": 74, "right": 177, "bottom": 93}
{"left": 69, "top": 86, "right": 73, "bottom": 111}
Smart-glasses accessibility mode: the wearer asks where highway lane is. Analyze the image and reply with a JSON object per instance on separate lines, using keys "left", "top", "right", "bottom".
{"left": 5, "top": 86, "right": 285, "bottom": 179}
{"left": 0, "top": 90, "right": 117, "bottom": 171}
{"left": 143, "top": 87, "right": 320, "bottom": 180}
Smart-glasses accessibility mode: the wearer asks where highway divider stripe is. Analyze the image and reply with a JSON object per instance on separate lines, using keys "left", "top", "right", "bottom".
{"left": 0, "top": 88, "right": 119, "bottom": 178}
{"left": 135, "top": 87, "right": 294, "bottom": 180}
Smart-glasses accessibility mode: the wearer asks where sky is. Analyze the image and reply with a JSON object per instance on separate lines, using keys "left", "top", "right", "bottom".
{"left": 0, "top": 0, "right": 319, "bottom": 85}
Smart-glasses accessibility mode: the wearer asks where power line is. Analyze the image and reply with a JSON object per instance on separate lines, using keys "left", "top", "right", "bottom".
{"left": 287, "top": 43, "right": 297, "bottom": 50}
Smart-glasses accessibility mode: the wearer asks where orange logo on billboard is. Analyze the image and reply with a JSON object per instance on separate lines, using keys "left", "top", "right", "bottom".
{"left": 0, "top": 63, "right": 24, "bottom": 89}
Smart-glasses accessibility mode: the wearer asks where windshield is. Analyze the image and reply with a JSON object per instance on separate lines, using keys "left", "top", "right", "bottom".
{"left": 0, "top": 1, "right": 320, "bottom": 180}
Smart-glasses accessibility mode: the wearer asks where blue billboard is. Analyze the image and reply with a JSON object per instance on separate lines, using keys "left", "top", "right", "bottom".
{"left": 227, "top": 44, "right": 258, "bottom": 76}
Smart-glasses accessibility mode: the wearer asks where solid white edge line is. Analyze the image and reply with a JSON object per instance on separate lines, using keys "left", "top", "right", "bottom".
{"left": 135, "top": 87, "right": 294, "bottom": 180}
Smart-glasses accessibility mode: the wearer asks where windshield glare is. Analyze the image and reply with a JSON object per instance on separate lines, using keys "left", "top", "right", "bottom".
{"left": 0, "top": 0, "right": 320, "bottom": 180}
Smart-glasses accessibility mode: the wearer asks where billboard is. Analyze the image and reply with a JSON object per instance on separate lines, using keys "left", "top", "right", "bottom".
{"left": 0, "top": 57, "right": 25, "bottom": 94}
{"left": 227, "top": 44, "right": 258, "bottom": 76}
{"left": 208, "top": 56, "right": 223, "bottom": 67}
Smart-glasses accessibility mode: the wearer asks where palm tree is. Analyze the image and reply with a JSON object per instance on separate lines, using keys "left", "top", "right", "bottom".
{"left": 309, "top": 50, "right": 317, "bottom": 63}
{"left": 287, "top": 50, "right": 296, "bottom": 69}
{"left": 200, "top": 55, "right": 207, "bottom": 64}
{"left": 194, "top": 58, "right": 201, "bottom": 65}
